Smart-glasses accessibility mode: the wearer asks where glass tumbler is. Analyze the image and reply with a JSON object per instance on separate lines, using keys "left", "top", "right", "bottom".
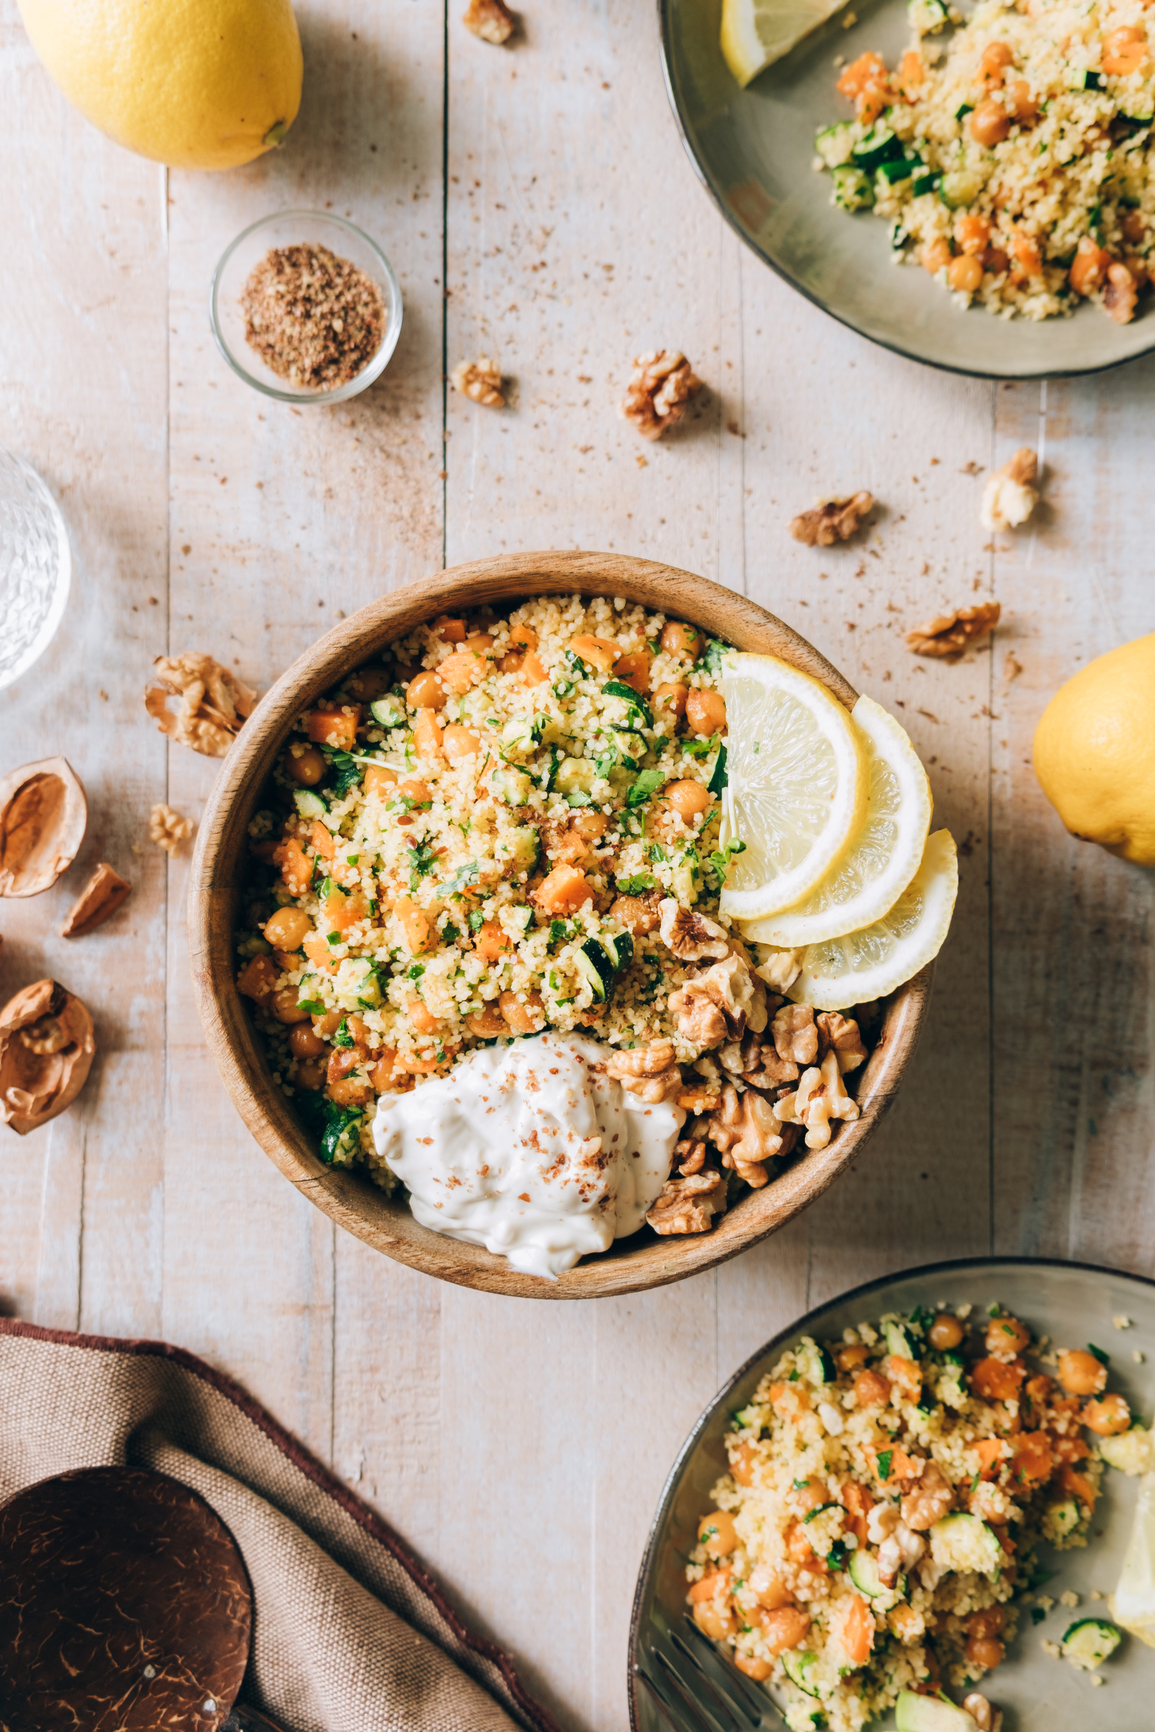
{"left": 0, "top": 448, "right": 71, "bottom": 692}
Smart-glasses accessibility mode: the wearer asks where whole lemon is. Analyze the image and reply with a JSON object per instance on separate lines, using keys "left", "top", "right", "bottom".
{"left": 17, "top": 0, "right": 303, "bottom": 171}
{"left": 1033, "top": 633, "right": 1155, "bottom": 866}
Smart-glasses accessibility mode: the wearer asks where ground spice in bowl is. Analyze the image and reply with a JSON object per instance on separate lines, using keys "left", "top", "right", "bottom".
{"left": 240, "top": 243, "right": 386, "bottom": 391}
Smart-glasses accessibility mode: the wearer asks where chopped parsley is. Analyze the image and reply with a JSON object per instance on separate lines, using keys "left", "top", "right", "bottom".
{"left": 702, "top": 638, "right": 731, "bottom": 675}
{"left": 626, "top": 767, "right": 666, "bottom": 808}
{"left": 468, "top": 909, "right": 486, "bottom": 932}
{"left": 332, "top": 1017, "right": 354, "bottom": 1048}
{"left": 1088, "top": 1343, "right": 1110, "bottom": 1365}
{"left": 441, "top": 858, "right": 480, "bottom": 898}
{"left": 876, "top": 1449, "right": 894, "bottom": 1481}
{"left": 706, "top": 837, "right": 746, "bottom": 888}
{"left": 407, "top": 841, "right": 438, "bottom": 887}
{"left": 406, "top": 963, "right": 425, "bottom": 980}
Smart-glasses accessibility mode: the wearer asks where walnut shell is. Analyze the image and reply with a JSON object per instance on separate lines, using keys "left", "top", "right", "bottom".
{"left": 0, "top": 978, "right": 96, "bottom": 1135}
{"left": 0, "top": 756, "right": 87, "bottom": 897}
{"left": 60, "top": 862, "right": 132, "bottom": 938}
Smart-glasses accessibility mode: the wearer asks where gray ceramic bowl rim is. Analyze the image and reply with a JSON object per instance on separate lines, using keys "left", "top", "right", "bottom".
{"left": 627, "top": 1251, "right": 1155, "bottom": 1729}
{"left": 209, "top": 209, "right": 404, "bottom": 405}
{"left": 655, "top": 0, "right": 1155, "bottom": 382}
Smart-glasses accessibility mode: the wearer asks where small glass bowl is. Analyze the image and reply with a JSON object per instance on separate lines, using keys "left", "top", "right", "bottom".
{"left": 209, "top": 210, "right": 403, "bottom": 406}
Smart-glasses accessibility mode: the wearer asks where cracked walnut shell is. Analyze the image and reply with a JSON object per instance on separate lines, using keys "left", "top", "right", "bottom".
{"left": 619, "top": 351, "right": 701, "bottom": 441}
{"left": 0, "top": 757, "right": 87, "bottom": 898}
{"left": 0, "top": 979, "right": 96, "bottom": 1136}
{"left": 145, "top": 653, "right": 257, "bottom": 758}
{"left": 463, "top": 0, "right": 515, "bottom": 42}
{"left": 61, "top": 863, "right": 131, "bottom": 938}
{"left": 789, "top": 491, "right": 874, "bottom": 547}
{"left": 450, "top": 356, "right": 505, "bottom": 406}
{"left": 906, "top": 602, "right": 1001, "bottom": 659}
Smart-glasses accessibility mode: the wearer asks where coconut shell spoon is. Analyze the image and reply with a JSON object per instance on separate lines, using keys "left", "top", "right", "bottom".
{"left": 0, "top": 1466, "right": 254, "bottom": 1731}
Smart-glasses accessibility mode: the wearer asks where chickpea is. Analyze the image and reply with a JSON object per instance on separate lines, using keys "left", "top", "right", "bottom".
{"left": 1103, "top": 24, "right": 1147, "bottom": 75}
{"left": 692, "top": 1599, "right": 736, "bottom": 1641}
{"left": 921, "top": 237, "right": 953, "bottom": 275}
{"left": 313, "top": 1010, "right": 344, "bottom": 1037}
{"left": 661, "top": 620, "right": 703, "bottom": 659}
{"left": 978, "top": 40, "right": 1014, "bottom": 86}
{"left": 664, "top": 779, "right": 712, "bottom": 820}
{"left": 653, "top": 681, "right": 688, "bottom": 721}
{"left": 967, "top": 1608, "right": 1006, "bottom": 1641}
{"left": 443, "top": 724, "right": 481, "bottom": 762}
{"left": 408, "top": 999, "right": 440, "bottom": 1035}
{"left": 270, "top": 986, "right": 310, "bottom": 1024}
{"left": 344, "top": 665, "right": 390, "bottom": 702}
{"left": 756, "top": 1573, "right": 793, "bottom": 1612}
{"left": 836, "top": 1342, "right": 870, "bottom": 1370}
{"left": 1123, "top": 209, "right": 1147, "bottom": 246}
{"left": 983, "top": 246, "right": 1010, "bottom": 275}
{"left": 407, "top": 670, "right": 447, "bottom": 710}
{"left": 610, "top": 893, "right": 661, "bottom": 936}
{"left": 965, "top": 1635, "right": 1005, "bottom": 1671}
{"left": 1008, "top": 79, "right": 1038, "bottom": 122}
{"left": 286, "top": 744, "right": 326, "bottom": 786}
{"left": 370, "top": 1050, "right": 402, "bottom": 1092}
{"left": 434, "top": 615, "right": 467, "bottom": 643}
{"left": 289, "top": 1022, "right": 327, "bottom": 1059}
{"left": 853, "top": 1369, "right": 892, "bottom": 1408}
{"left": 612, "top": 651, "right": 652, "bottom": 694}
{"left": 929, "top": 1313, "right": 964, "bottom": 1351}
{"left": 698, "top": 1510, "right": 738, "bottom": 1558}
{"left": 1083, "top": 1392, "right": 1131, "bottom": 1435}
{"left": 1058, "top": 1349, "right": 1108, "bottom": 1396}
{"left": 948, "top": 254, "right": 984, "bottom": 293}
{"left": 364, "top": 764, "right": 398, "bottom": 798}
{"left": 760, "top": 1607, "right": 812, "bottom": 1656}
{"left": 263, "top": 906, "right": 312, "bottom": 951}
{"left": 986, "top": 1314, "right": 1030, "bottom": 1356}
{"left": 475, "top": 919, "right": 512, "bottom": 960}
{"left": 329, "top": 1074, "right": 372, "bottom": 1108}
{"left": 956, "top": 214, "right": 991, "bottom": 255}
{"left": 970, "top": 99, "right": 1011, "bottom": 146}
{"left": 686, "top": 688, "right": 727, "bottom": 735}
{"left": 467, "top": 1004, "right": 507, "bottom": 1038}
{"left": 734, "top": 1655, "right": 772, "bottom": 1682}
{"left": 398, "top": 777, "right": 432, "bottom": 807}
{"left": 500, "top": 990, "right": 546, "bottom": 1034}
{"left": 465, "top": 632, "right": 495, "bottom": 653}
{"left": 295, "top": 1060, "right": 326, "bottom": 1090}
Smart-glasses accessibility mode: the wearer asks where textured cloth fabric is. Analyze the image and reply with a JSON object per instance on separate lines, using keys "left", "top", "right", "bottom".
{"left": 0, "top": 1321, "right": 561, "bottom": 1732}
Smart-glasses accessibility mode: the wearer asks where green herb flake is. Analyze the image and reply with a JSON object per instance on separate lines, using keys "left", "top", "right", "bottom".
{"left": 626, "top": 768, "right": 666, "bottom": 808}
{"left": 468, "top": 910, "right": 486, "bottom": 932}
{"left": 615, "top": 873, "right": 657, "bottom": 896}
{"left": 793, "top": 1478, "right": 811, "bottom": 1490}
{"left": 332, "top": 1017, "right": 354, "bottom": 1049}
{"left": 1088, "top": 1343, "right": 1110, "bottom": 1365}
{"left": 877, "top": 1450, "right": 894, "bottom": 1481}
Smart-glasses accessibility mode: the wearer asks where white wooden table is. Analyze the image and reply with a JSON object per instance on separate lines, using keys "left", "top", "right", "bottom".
{"left": 1, "top": 3, "right": 1152, "bottom": 1727}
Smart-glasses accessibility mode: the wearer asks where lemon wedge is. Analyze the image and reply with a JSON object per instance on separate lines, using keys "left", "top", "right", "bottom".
{"left": 718, "top": 654, "right": 869, "bottom": 923}
{"left": 722, "top": 0, "right": 850, "bottom": 88}
{"left": 786, "top": 828, "right": 958, "bottom": 1010}
{"left": 1111, "top": 1471, "right": 1155, "bottom": 1647}
{"left": 739, "top": 695, "right": 932, "bottom": 948}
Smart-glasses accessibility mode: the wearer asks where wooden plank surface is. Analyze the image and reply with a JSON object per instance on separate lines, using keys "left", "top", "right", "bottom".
{"left": 0, "top": 2, "right": 1151, "bottom": 1731}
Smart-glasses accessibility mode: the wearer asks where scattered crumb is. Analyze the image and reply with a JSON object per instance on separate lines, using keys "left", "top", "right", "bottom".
{"left": 1059, "top": 1590, "right": 1080, "bottom": 1608}
{"left": 957, "top": 1303, "right": 973, "bottom": 1319}
{"left": 1091, "top": 1589, "right": 1105, "bottom": 1601}
{"left": 99, "top": 690, "right": 109, "bottom": 701}
{"left": 1042, "top": 1639, "right": 1061, "bottom": 1659}
{"left": 619, "top": 350, "right": 701, "bottom": 440}
{"left": 906, "top": 602, "right": 1000, "bottom": 658}
{"left": 842, "top": 9, "right": 857, "bottom": 22}
{"left": 636, "top": 454, "right": 648, "bottom": 468}
{"left": 1003, "top": 652, "right": 1023, "bottom": 681}
{"left": 149, "top": 803, "right": 194, "bottom": 858}
{"left": 1089, "top": 1674, "right": 1105, "bottom": 1687}
{"left": 1037, "top": 1595, "right": 1056, "bottom": 1613}
{"left": 462, "top": 0, "right": 516, "bottom": 42}
{"left": 789, "top": 490, "right": 874, "bottom": 547}
{"left": 1135, "top": 1349, "right": 1146, "bottom": 1364}
{"left": 981, "top": 447, "right": 1039, "bottom": 531}
{"left": 959, "top": 459, "right": 984, "bottom": 475}
{"left": 1113, "top": 1314, "right": 1133, "bottom": 1329}
{"left": 450, "top": 356, "right": 505, "bottom": 406}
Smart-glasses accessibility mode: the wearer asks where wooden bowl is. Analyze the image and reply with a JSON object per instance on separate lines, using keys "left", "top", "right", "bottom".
{"left": 189, "top": 552, "right": 933, "bottom": 1299}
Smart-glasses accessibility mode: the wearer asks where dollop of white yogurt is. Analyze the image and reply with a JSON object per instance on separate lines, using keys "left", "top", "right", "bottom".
{"left": 372, "top": 1032, "right": 684, "bottom": 1279}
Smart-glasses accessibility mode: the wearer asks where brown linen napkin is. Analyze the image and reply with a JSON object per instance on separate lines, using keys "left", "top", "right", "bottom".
{"left": 0, "top": 1320, "right": 562, "bottom": 1732}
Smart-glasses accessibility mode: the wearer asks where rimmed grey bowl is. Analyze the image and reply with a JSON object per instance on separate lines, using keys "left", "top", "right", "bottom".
{"left": 658, "top": 0, "right": 1155, "bottom": 378}
{"left": 630, "top": 1255, "right": 1155, "bottom": 1730}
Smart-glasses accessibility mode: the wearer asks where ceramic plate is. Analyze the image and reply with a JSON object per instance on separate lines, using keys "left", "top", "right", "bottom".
{"left": 630, "top": 1256, "right": 1155, "bottom": 1730}
{"left": 658, "top": 0, "right": 1155, "bottom": 377}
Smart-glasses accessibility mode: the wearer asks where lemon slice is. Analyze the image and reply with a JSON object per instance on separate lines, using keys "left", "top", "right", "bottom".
{"left": 738, "top": 695, "right": 932, "bottom": 948}
{"left": 722, "top": 0, "right": 850, "bottom": 88}
{"left": 787, "top": 829, "right": 958, "bottom": 1010}
{"left": 1111, "top": 1471, "right": 1155, "bottom": 1647}
{"left": 718, "top": 653, "right": 869, "bottom": 922}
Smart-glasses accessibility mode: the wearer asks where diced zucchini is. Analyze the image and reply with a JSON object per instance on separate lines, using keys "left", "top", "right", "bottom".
{"left": 1101, "top": 1424, "right": 1155, "bottom": 1477}
{"left": 797, "top": 1340, "right": 838, "bottom": 1386}
{"left": 1043, "top": 1498, "right": 1082, "bottom": 1542}
{"left": 929, "top": 1512, "right": 1002, "bottom": 1577}
{"left": 1061, "top": 1617, "right": 1123, "bottom": 1669}
{"left": 782, "top": 1649, "right": 819, "bottom": 1696}
{"left": 1068, "top": 68, "right": 1103, "bottom": 90}
{"left": 879, "top": 154, "right": 920, "bottom": 185}
{"left": 940, "top": 167, "right": 986, "bottom": 209}
{"left": 489, "top": 765, "right": 533, "bottom": 804}
{"left": 501, "top": 713, "right": 546, "bottom": 760}
{"left": 912, "top": 169, "right": 941, "bottom": 196}
{"left": 577, "top": 940, "right": 615, "bottom": 1002}
{"left": 955, "top": 102, "right": 974, "bottom": 121}
{"left": 369, "top": 694, "right": 406, "bottom": 728}
{"left": 815, "top": 122, "right": 855, "bottom": 168}
{"left": 848, "top": 1549, "right": 905, "bottom": 1600}
{"left": 908, "top": 0, "right": 948, "bottom": 29}
{"left": 293, "top": 788, "right": 328, "bottom": 819}
{"left": 853, "top": 124, "right": 903, "bottom": 173}
{"left": 895, "top": 1693, "right": 978, "bottom": 1732}
{"left": 832, "top": 165, "right": 874, "bottom": 211}
{"left": 884, "top": 1319, "right": 915, "bottom": 1359}
{"left": 556, "top": 755, "right": 595, "bottom": 795}
{"left": 600, "top": 930, "right": 634, "bottom": 973}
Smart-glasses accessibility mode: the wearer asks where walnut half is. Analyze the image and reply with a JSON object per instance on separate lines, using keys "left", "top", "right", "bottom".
{"left": 646, "top": 1167, "right": 728, "bottom": 1235}
{"left": 777, "top": 1051, "right": 860, "bottom": 1151}
{"left": 906, "top": 602, "right": 1000, "bottom": 659}
{"left": 619, "top": 351, "right": 701, "bottom": 441}
{"left": 450, "top": 356, "right": 505, "bottom": 405}
{"left": 658, "top": 898, "right": 729, "bottom": 962}
{"left": 605, "top": 1041, "right": 682, "bottom": 1103}
{"left": 789, "top": 491, "right": 874, "bottom": 547}
{"left": 144, "top": 652, "right": 256, "bottom": 758}
{"left": 705, "top": 1082, "right": 783, "bottom": 1187}
{"left": 668, "top": 952, "right": 768, "bottom": 1048}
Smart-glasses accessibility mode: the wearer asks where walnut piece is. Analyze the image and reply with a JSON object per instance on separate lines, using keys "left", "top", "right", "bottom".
{"left": 450, "top": 356, "right": 505, "bottom": 406}
{"left": 905, "top": 602, "right": 1001, "bottom": 659}
{"left": 705, "top": 1082, "right": 783, "bottom": 1187}
{"left": 1104, "top": 261, "right": 1139, "bottom": 326}
{"left": 149, "top": 803, "right": 194, "bottom": 858}
{"left": 60, "top": 863, "right": 131, "bottom": 938}
{"left": 980, "top": 448, "right": 1038, "bottom": 532}
{"left": 0, "top": 979, "right": 96, "bottom": 1136}
{"left": 789, "top": 491, "right": 874, "bottom": 547}
{"left": 668, "top": 952, "right": 767, "bottom": 1048}
{"left": 962, "top": 1693, "right": 1002, "bottom": 1732}
{"left": 462, "top": 0, "right": 515, "bottom": 40}
{"left": 145, "top": 652, "right": 256, "bottom": 758}
{"left": 777, "top": 1050, "right": 860, "bottom": 1151}
{"left": 772, "top": 1002, "right": 818, "bottom": 1066}
{"left": 658, "top": 897, "right": 729, "bottom": 962}
{"left": 900, "top": 1460, "right": 954, "bottom": 1532}
{"left": 676, "top": 1137, "right": 708, "bottom": 1175}
{"left": 718, "top": 1029, "right": 798, "bottom": 1088}
{"left": 816, "top": 1011, "right": 867, "bottom": 1074}
{"left": 754, "top": 947, "right": 804, "bottom": 992}
{"left": 619, "top": 350, "right": 701, "bottom": 441}
{"left": 646, "top": 1167, "right": 728, "bottom": 1235}
{"left": 606, "top": 1041, "right": 682, "bottom": 1103}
